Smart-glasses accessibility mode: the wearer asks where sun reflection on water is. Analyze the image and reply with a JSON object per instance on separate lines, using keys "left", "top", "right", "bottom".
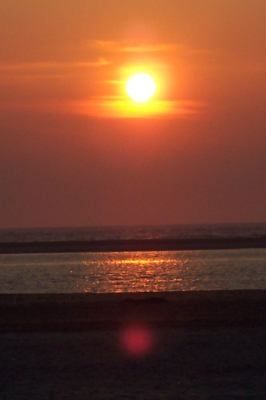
{"left": 2, "top": 249, "right": 266, "bottom": 293}
{"left": 80, "top": 251, "right": 188, "bottom": 293}
{"left": 108, "top": 258, "right": 162, "bottom": 265}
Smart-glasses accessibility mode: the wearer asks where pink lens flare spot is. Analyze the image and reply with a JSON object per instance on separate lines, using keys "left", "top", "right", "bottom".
{"left": 119, "top": 324, "right": 156, "bottom": 358}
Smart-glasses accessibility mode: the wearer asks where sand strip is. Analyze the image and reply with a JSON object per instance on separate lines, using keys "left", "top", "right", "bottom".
{"left": 1, "top": 290, "right": 266, "bottom": 332}
{"left": 1, "top": 236, "right": 266, "bottom": 254}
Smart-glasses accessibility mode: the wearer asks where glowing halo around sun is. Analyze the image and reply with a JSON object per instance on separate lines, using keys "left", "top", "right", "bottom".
{"left": 126, "top": 73, "right": 156, "bottom": 102}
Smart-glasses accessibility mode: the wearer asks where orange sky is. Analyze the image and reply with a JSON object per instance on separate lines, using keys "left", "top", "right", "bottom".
{"left": 1, "top": 1, "right": 266, "bottom": 228}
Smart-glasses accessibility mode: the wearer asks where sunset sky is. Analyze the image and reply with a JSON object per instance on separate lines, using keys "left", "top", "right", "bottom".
{"left": 1, "top": 0, "right": 266, "bottom": 228}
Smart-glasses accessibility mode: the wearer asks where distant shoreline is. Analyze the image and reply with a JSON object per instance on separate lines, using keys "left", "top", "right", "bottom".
{"left": 1, "top": 236, "right": 266, "bottom": 254}
{"left": 1, "top": 290, "right": 266, "bottom": 332}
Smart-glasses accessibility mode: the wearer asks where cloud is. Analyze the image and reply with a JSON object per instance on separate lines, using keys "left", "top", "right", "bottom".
{"left": 72, "top": 98, "right": 207, "bottom": 119}
{"left": 120, "top": 44, "right": 178, "bottom": 53}
{"left": 88, "top": 40, "right": 178, "bottom": 54}
{"left": 0, "top": 58, "right": 111, "bottom": 73}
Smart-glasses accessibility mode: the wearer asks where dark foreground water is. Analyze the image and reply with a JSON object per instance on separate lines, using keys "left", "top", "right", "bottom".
{"left": 1, "top": 327, "right": 266, "bottom": 399}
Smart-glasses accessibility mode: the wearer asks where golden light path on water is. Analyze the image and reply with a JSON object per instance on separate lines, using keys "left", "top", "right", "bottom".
{"left": 81, "top": 251, "right": 187, "bottom": 293}
{"left": 78, "top": 249, "right": 266, "bottom": 293}
{"left": 1, "top": 249, "right": 266, "bottom": 293}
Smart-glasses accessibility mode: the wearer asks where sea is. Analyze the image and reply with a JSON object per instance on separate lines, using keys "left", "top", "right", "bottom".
{"left": 2, "top": 223, "right": 266, "bottom": 399}
{"left": 1, "top": 222, "right": 266, "bottom": 294}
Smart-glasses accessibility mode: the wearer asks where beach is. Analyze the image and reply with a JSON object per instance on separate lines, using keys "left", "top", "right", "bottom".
{"left": 1, "top": 290, "right": 266, "bottom": 398}
{"left": 1, "top": 290, "right": 266, "bottom": 332}
{"left": 1, "top": 326, "right": 266, "bottom": 398}
{"left": 2, "top": 327, "right": 266, "bottom": 399}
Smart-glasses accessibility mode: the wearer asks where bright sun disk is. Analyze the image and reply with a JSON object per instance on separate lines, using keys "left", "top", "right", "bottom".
{"left": 126, "top": 73, "right": 156, "bottom": 102}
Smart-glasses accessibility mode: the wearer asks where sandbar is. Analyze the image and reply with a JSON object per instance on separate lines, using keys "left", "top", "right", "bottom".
{"left": 1, "top": 236, "right": 266, "bottom": 254}
{"left": 1, "top": 289, "right": 266, "bottom": 332}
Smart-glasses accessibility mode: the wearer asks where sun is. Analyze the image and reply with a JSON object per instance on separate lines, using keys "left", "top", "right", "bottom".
{"left": 126, "top": 73, "right": 156, "bottom": 102}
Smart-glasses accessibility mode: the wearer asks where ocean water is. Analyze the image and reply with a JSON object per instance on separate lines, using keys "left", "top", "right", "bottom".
{"left": 2, "top": 224, "right": 266, "bottom": 399}
{"left": 0, "top": 223, "right": 266, "bottom": 294}
{"left": 1, "top": 222, "right": 266, "bottom": 242}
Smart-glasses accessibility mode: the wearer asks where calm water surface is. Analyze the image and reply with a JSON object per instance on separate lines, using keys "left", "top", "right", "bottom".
{"left": 1, "top": 249, "right": 266, "bottom": 293}
{"left": 1, "top": 223, "right": 266, "bottom": 293}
